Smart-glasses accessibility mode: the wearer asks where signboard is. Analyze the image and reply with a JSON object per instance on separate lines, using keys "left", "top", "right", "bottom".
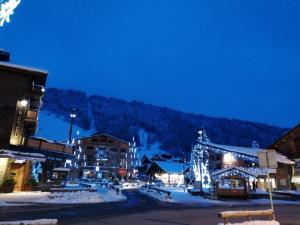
{"left": 9, "top": 100, "right": 28, "bottom": 146}
{"left": 118, "top": 167, "right": 126, "bottom": 177}
{"left": 257, "top": 150, "right": 278, "bottom": 169}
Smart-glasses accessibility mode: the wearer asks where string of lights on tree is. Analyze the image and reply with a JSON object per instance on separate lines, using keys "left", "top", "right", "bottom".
{"left": 191, "top": 129, "right": 211, "bottom": 189}
{"left": 0, "top": 0, "right": 21, "bottom": 26}
{"left": 31, "top": 161, "right": 42, "bottom": 182}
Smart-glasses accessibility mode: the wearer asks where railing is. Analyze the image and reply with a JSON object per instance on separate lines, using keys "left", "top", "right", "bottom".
{"left": 27, "top": 138, "right": 74, "bottom": 154}
{"left": 218, "top": 209, "right": 274, "bottom": 225}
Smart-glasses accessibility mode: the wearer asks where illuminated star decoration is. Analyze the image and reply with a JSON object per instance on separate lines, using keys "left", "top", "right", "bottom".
{"left": 0, "top": 0, "right": 21, "bottom": 27}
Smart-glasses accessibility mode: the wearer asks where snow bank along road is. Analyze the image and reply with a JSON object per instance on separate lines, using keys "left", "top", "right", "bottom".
{"left": 0, "top": 190, "right": 300, "bottom": 225}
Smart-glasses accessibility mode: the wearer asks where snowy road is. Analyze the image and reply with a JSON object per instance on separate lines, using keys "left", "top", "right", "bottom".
{"left": 0, "top": 190, "right": 300, "bottom": 225}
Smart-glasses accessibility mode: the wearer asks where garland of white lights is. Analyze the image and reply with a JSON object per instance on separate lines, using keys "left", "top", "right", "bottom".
{"left": 202, "top": 144, "right": 259, "bottom": 163}
{"left": 213, "top": 170, "right": 256, "bottom": 180}
{"left": 0, "top": 0, "right": 21, "bottom": 27}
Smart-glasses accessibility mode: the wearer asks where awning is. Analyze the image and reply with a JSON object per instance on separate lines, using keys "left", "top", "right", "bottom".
{"left": 7, "top": 145, "right": 74, "bottom": 161}
{"left": 0, "top": 149, "right": 45, "bottom": 162}
{"left": 211, "top": 166, "right": 266, "bottom": 180}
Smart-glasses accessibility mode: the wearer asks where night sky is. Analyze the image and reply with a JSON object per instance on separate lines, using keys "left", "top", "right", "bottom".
{"left": 0, "top": 0, "right": 299, "bottom": 127}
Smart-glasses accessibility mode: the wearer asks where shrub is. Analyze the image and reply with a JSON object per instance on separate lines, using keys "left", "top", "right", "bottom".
{"left": 1, "top": 178, "right": 16, "bottom": 186}
{"left": 25, "top": 178, "right": 38, "bottom": 186}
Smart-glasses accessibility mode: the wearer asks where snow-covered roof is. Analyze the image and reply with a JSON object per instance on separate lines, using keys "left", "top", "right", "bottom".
{"left": 275, "top": 153, "right": 294, "bottom": 165}
{"left": 211, "top": 166, "right": 259, "bottom": 178}
{"left": 153, "top": 161, "right": 185, "bottom": 174}
{"left": 0, "top": 61, "right": 48, "bottom": 75}
{"left": 137, "top": 144, "right": 170, "bottom": 162}
{"left": 32, "top": 137, "right": 55, "bottom": 143}
{"left": 0, "top": 150, "right": 45, "bottom": 161}
{"left": 79, "top": 133, "right": 129, "bottom": 145}
{"left": 201, "top": 142, "right": 294, "bottom": 165}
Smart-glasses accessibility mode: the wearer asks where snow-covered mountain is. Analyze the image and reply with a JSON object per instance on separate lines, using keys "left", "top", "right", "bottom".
{"left": 39, "top": 88, "right": 287, "bottom": 154}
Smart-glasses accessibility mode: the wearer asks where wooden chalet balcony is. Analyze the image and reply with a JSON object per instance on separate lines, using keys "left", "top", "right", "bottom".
{"left": 27, "top": 137, "right": 74, "bottom": 155}
{"left": 25, "top": 110, "right": 38, "bottom": 122}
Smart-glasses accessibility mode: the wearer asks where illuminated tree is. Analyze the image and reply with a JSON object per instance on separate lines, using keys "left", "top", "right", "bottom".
{"left": 191, "top": 128, "right": 211, "bottom": 192}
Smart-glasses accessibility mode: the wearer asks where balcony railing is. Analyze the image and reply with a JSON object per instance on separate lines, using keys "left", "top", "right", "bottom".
{"left": 27, "top": 138, "right": 74, "bottom": 155}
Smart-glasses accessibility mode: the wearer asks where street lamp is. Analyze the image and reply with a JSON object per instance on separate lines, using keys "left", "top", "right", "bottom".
{"left": 68, "top": 108, "right": 76, "bottom": 144}
{"left": 20, "top": 99, "right": 28, "bottom": 107}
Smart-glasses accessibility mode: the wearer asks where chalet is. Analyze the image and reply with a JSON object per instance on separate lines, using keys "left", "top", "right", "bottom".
{"left": 201, "top": 141, "right": 294, "bottom": 193}
{"left": 269, "top": 124, "right": 300, "bottom": 190}
{"left": 0, "top": 51, "right": 48, "bottom": 191}
{"left": 0, "top": 50, "right": 74, "bottom": 191}
{"left": 146, "top": 161, "right": 185, "bottom": 185}
{"left": 75, "top": 133, "right": 131, "bottom": 179}
{"left": 191, "top": 129, "right": 295, "bottom": 198}
{"left": 139, "top": 151, "right": 174, "bottom": 173}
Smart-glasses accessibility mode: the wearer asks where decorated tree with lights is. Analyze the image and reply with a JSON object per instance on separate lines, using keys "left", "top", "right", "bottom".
{"left": 251, "top": 140, "right": 260, "bottom": 149}
{"left": 191, "top": 128, "right": 211, "bottom": 192}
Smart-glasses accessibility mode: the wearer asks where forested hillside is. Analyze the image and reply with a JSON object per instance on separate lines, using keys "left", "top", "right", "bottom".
{"left": 42, "top": 88, "right": 287, "bottom": 154}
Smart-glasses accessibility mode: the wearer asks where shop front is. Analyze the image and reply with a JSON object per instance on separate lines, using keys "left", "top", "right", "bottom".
{"left": 0, "top": 150, "right": 45, "bottom": 192}
{"left": 211, "top": 167, "right": 262, "bottom": 198}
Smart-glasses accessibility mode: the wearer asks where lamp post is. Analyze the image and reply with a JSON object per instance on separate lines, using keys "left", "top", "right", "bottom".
{"left": 68, "top": 108, "right": 76, "bottom": 144}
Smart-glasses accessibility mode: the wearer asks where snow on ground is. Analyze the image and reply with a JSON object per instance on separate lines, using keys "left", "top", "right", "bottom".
{"left": 140, "top": 185, "right": 300, "bottom": 206}
{"left": 0, "top": 219, "right": 58, "bottom": 225}
{"left": 119, "top": 182, "right": 143, "bottom": 190}
{"left": 0, "top": 189, "right": 126, "bottom": 206}
{"left": 217, "top": 221, "right": 280, "bottom": 225}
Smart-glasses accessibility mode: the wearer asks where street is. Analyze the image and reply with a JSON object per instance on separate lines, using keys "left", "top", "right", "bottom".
{"left": 1, "top": 190, "right": 300, "bottom": 225}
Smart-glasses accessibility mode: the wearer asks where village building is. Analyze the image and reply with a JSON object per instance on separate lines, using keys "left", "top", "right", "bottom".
{"left": 137, "top": 149, "right": 185, "bottom": 185}
{"left": 0, "top": 50, "right": 74, "bottom": 191}
{"left": 26, "top": 137, "right": 74, "bottom": 184}
{"left": 191, "top": 130, "right": 294, "bottom": 198}
{"left": 269, "top": 124, "right": 300, "bottom": 190}
{"left": 75, "top": 134, "right": 131, "bottom": 179}
{"left": 146, "top": 161, "right": 185, "bottom": 185}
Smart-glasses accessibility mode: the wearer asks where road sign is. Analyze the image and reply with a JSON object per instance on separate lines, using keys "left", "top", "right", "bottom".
{"left": 119, "top": 168, "right": 126, "bottom": 177}
{"left": 257, "top": 149, "right": 277, "bottom": 220}
{"left": 257, "top": 150, "right": 278, "bottom": 169}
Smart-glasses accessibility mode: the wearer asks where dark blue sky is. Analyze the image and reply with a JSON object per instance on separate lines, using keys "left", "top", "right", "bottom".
{"left": 1, "top": 0, "right": 299, "bottom": 127}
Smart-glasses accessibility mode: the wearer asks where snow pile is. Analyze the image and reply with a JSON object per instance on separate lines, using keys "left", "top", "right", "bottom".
{"left": 218, "top": 220, "right": 279, "bottom": 225}
{"left": 0, "top": 219, "right": 58, "bottom": 225}
{"left": 254, "top": 188, "right": 268, "bottom": 194}
{"left": 140, "top": 185, "right": 300, "bottom": 206}
{"left": 0, "top": 192, "right": 49, "bottom": 203}
{"left": 294, "top": 189, "right": 300, "bottom": 196}
{"left": 140, "top": 186, "right": 219, "bottom": 204}
{"left": 0, "top": 190, "right": 126, "bottom": 205}
{"left": 120, "top": 182, "right": 142, "bottom": 190}
{"left": 37, "top": 191, "right": 103, "bottom": 204}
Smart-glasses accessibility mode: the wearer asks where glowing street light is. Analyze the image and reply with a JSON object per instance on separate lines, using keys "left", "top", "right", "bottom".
{"left": 223, "top": 153, "right": 236, "bottom": 167}
{"left": 68, "top": 108, "right": 76, "bottom": 144}
{"left": 19, "top": 99, "right": 28, "bottom": 107}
